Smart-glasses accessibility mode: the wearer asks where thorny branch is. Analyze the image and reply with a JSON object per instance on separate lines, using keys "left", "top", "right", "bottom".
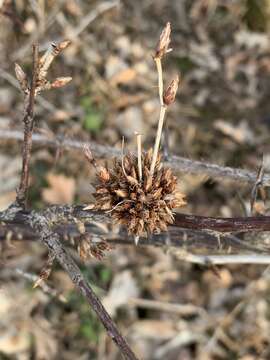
{"left": 2, "top": 22, "right": 270, "bottom": 359}
{"left": 31, "top": 213, "right": 139, "bottom": 360}
{"left": 1, "top": 128, "right": 269, "bottom": 186}
{"left": 2, "top": 41, "right": 139, "bottom": 360}
{"left": 1, "top": 205, "right": 270, "bottom": 254}
{"left": 3, "top": 205, "right": 270, "bottom": 234}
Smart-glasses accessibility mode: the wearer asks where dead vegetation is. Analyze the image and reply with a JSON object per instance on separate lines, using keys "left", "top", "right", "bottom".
{"left": 1, "top": 1, "right": 270, "bottom": 359}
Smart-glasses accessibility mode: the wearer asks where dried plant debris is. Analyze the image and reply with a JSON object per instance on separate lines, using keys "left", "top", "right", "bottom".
{"left": 15, "top": 40, "right": 72, "bottom": 96}
{"left": 78, "top": 233, "right": 112, "bottom": 261}
{"left": 33, "top": 252, "right": 55, "bottom": 289}
{"left": 85, "top": 148, "right": 186, "bottom": 237}
{"left": 83, "top": 22, "right": 185, "bottom": 239}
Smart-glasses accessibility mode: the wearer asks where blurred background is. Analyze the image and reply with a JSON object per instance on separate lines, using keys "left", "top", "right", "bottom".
{"left": 1, "top": 0, "right": 270, "bottom": 359}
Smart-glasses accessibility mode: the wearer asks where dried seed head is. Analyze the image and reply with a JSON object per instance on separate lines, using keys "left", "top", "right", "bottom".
{"left": 163, "top": 75, "right": 179, "bottom": 106}
{"left": 155, "top": 22, "right": 172, "bottom": 59}
{"left": 86, "top": 149, "right": 186, "bottom": 237}
{"left": 78, "top": 233, "right": 112, "bottom": 261}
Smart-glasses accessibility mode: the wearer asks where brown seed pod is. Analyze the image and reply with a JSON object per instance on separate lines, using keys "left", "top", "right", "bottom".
{"left": 163, "top": 75, "right": 180, "bottom": 106}
{"left": 88, "top": 149, "right": 186, "bottom": 236}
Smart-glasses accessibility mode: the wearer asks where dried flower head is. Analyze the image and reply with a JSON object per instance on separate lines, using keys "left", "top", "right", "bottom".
{"left": 86, "top": 149, "right": 186, "bottom": 237}
{"left": 78, "top": 233, "right": 112, "bottom": 261}
{"left": 155, "top": 22, "right": 172, "bottom": 59}
{"left": 163, "top": 75, "right": 180, "bottom": 106}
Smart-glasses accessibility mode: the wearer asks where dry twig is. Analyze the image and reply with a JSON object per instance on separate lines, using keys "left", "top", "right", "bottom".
{"left": 16, "top": 44, "right": 39, "bottom": 207}
{"left": 2, "top": 41, "right": 139, "bottom": 360}
{"left": 1, "top": 128, "right": 268, "bottom": 186}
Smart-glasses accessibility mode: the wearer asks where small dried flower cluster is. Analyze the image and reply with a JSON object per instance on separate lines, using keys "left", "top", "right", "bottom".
{"left": 85, "top": 148, "right": 186, "bottom": 237}
{"left": 78, "top": 233, "right": 112, "bottom": 261}
{"left": 15, "top": 40, "right": 72, "bottom": 96}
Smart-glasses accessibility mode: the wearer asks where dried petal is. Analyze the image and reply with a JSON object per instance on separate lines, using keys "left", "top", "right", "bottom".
{"left": 126, "top": 175, "right": 139, "bottom": 186}
{"left": 98, "top": 167, "right": 110, "bottom": 182}
{"left": 115, "top": 189, "right": 128, "bottom": 198}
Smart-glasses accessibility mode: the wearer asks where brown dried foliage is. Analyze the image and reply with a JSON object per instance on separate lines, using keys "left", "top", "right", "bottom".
{"left": 87, "top": 149, "right": 186, "bottom": 237}
{"left": 78, "top": 233, "right": 112, "bottom": 261}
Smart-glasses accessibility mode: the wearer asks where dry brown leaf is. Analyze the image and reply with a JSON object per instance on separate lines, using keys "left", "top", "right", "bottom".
{"left": 42, "top": 173, "right": 75, "bottom": 204}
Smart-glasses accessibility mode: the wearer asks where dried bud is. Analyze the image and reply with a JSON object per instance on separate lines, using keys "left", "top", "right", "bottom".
{"left": 33, "top": 253, "right": 55, "bottom": 288}
{"left": 51, "top": 77, "right": 72, "bottom": 89}
{"left": 51, "top": 40, "right": 71, "bottom": 57}
{"left": 163, "top": 75, "right": 179, "bottom": 106}
{"left": 15, "top": 63, "right": 29, "bottom": 94}
{"left": 155, "top": 22, "right": 171, "bottom": 59}
{"left": 57, "top": 40, "right": 71, "bottom": 51}
{"left": 39, "top": 40, "right": 71, "bottom": 81}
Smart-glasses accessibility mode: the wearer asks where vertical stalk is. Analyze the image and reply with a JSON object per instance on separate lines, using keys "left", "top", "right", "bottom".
{"left": 149, "top": 57, "right": 167, "bottom": 177}
{"left": 16, "top": 43, "right": 39, "bottom": 208}
{"left": 155, "top": 58, "right": 164, "bottom": 106}
{"left": 150, "top": 105, "right": 167, "bottom": 176}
